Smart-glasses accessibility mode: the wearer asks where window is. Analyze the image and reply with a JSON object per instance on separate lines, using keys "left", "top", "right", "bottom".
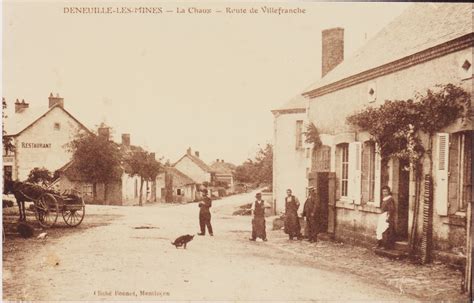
{"left": 177, "top": 188, "right": 182, "bottom": 196}
{"left": 54, "top": 122, "right": 60, "bottom": 130}
{"left": 82, "top": 183, "right": 93, "bottom": 197}
{"left": 448, "top": 132, "right": 472, "bottom": 213}
{"left": 295, "top": 120, "right": 303, "bottom": 149}
{"left": 363, "top": 142, "right": 376, "bottom": 202}
{"left": 340, "top": 144, "right": 349, "bottom": 197}
{"left": 3, "top": 166, "right": 12, "bottom": 181}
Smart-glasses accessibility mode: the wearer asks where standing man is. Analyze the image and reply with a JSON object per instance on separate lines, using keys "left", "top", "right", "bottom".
{"left": 284, "top": 189, "right": 303, "bottom": 240}
{"left": 249, "top": 192, "right": 268, "bottom": 242}
{"left": 302, "top": 187, "right": 319, "bottom": 243}
{"left": 198, "top": 189, "right": 213, "bottom": 236}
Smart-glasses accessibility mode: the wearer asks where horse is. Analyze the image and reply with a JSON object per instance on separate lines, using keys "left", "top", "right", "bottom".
{"left": 3, "top": 180, "right": 48, "bottom": 221}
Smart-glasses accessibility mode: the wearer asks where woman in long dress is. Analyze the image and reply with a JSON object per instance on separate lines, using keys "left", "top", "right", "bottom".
{"left": 379, "top": 185, "right": 396, "bottom": 249}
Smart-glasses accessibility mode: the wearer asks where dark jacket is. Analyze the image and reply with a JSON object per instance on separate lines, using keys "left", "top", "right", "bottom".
{"left": 199, "top": 196, "right": 212, "bottom": 214}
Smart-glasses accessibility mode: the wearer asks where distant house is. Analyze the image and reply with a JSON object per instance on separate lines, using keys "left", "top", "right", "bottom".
{"left": 209, "top": 159, "right": 236, "bottom": 192}
{"left": 173, "top": 148, "right": 214, "bottom": 184}
{"left": 156, "top": 166, "right": 197, "bottom": 203}
{"left": 53, "top": 131, "right": 147, "bottom": 206}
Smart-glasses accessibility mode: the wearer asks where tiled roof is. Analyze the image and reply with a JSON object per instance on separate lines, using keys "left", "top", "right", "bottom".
{"left": 304, "top": 3, "right": 473, "bottom": 96}
{"left": 166, "top": 167, "right": 196, "bottom": 186}
{"left": 209, "top": 161, "right": 235, "bottom": 175}
{"left": 4, "top": 104, "right": 91, "bottom": 136}
{"left": 174, "top": 153, "right": 214, "bottom": 173}
{"left": 272, "top": 94, "right": 307, "bottom": 112}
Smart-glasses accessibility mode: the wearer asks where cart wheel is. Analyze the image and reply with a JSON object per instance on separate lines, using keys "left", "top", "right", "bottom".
{"left": 62, "top": 200, "right": 85, "bottom": 227}
{"left": 35, "top": 193, "right": 59, "bottom": 228}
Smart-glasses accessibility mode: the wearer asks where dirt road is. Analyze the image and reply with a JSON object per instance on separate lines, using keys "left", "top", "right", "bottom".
{"left": 3, "top": 191, "right": 421, "bottom": 301}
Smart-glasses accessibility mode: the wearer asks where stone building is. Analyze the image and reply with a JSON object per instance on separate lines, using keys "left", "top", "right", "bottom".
{"left": 273, "top": 3, "right": 473, "bottom": 267}
{"left": 155, "top": 166, "right": 197, "bottom": 203}
{"left": 209, "top": 159, "right": 236, "bottom": 193}
{"left": 271, "top": 96, "right": 312, "bottom": 213}
{"left": 2, "top": 93, "right": 91, "bottom": 181}
{"left": 173, "top": 148, "right": 214, "bottom": 184}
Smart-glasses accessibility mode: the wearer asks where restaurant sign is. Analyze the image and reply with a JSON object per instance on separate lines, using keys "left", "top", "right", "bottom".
{"left": 21, "top": 142, "right": 52, "bottom": 148}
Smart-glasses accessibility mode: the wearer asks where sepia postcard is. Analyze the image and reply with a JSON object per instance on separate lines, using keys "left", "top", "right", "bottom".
{"left": 1, "top": 1, "right": 473, "bottom": 302}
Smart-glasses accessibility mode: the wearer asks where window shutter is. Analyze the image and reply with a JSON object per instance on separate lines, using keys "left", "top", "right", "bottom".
{"left": 435, "top": 133, "right": 449, "bottom": 216}
{"left": 348, "top": 142, "right": 362, "bottom": 204}
{"left": 374, "top": 144, "right": 382, "bottom": 207}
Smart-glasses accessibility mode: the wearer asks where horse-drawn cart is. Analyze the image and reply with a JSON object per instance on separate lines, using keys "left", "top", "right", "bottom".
{"left": 4, "top": 181, "right": 85, "bottom": 228}
{"left": 36, "top": 189, "right": 86, "bottom": 228}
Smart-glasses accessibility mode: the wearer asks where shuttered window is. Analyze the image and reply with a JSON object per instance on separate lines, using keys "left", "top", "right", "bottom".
{"left": 341, "top": 144, "right": 349, "bottom": 197}
{"left": 435, "top": 133, "right": 449, "bottom": 216}
{"left": 295, "top": 120, "right": 303, "bottom": 149}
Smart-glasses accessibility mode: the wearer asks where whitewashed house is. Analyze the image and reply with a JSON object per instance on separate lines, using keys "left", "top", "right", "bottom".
{"left": 271, "top": 95, "right": 312, "bottom": 214}
{"left": 2, "top": 93, "right": 91, "bottom": 182}
{"left": 273, "top": 3, "right": 473, "bottom": 269}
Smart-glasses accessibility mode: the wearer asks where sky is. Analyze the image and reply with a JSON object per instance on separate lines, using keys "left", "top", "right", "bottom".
{"left": 2, "top": 1, "right": 410, "bottom": 165}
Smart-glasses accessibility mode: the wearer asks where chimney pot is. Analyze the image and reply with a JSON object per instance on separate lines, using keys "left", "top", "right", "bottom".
{"left": 195, "top": 151, "right": 200, "bottom": 158}
{"left": 321, "top": 27, "right": 344, "bottom": 78}
{"left": 121, "top": 133, "right": 131, "bottom": 147}
{"left": 98, "top": 127, "right": 110, "bottom": 141}
{"left": 15, "top": 98, "right": 29, "bottom": 113}
{"left": 48, "top": 93, "right": 64, "bottom": 108}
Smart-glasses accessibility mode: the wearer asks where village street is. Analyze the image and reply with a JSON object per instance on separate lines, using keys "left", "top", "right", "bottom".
{"left": 2, "top": 190, "right": 466, "bottom": 302}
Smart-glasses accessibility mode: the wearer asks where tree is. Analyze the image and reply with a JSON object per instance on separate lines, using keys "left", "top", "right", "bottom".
{"left": 2, "top": 98, "right": 14, "bottom": 156}
{"left": 234, "top": 143, "right": 273, "bottom": 186}
{"left": 124, "top": 150, "right": 162, "bottom": 206}
{"left": 68, "top": 131, "right": 122, "bottom": 203}
{"left": 26, "top": 167, "right": 53, "bottom": 186}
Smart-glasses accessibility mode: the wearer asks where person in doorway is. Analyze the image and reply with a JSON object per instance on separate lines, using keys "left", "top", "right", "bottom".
{"left": 198, "top": 189, "right": 213, "bottom": 236}
{"left": 302, "top": 187, "right": 320, "bottom": 243}
{"left": 249, "top": 192, "right": 268, "bottom": 241}
{"left": 378, "top": 185, "right": 396, "bottom": 249}
{"left": 284, "top": 189, "right": 303, "bottom": 240}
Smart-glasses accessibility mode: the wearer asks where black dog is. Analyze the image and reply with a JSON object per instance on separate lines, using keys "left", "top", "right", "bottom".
{"left": 171, "top": 234, "right": 194, "bottom": 249}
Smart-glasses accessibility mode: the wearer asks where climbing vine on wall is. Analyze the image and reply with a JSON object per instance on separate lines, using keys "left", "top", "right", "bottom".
{"left": 346, "top": 83, "right": 471, "bottom": 167}
{"left": 304, "top": 122, "right": 322, "bottom": 150}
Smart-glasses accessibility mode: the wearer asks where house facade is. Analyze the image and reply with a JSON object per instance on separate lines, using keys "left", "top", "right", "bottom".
{"left": 3, "top": 93, "right": 91, "bottom": 182}
{"left": 156, "top": 166, "right": 197, "bottom": 203}
{"left": 209, "top": 159, "right": 235, "bottom": 193}
{"left": 274, "top": 3, "right": 473, "bottom": 268}
{"left": 173, "top": 148, "right": 214, "bottom": 184}
{"left": 271, "top": 96, "right": 312, "bottom": 214}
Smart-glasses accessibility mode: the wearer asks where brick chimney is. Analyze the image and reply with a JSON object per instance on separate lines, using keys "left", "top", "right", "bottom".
{"left": 48, "top": 92, "right": 64, "bottom": 108}
{"left": 98, "top": 127, "right": 110, "bottom": 140}
{"left": 321, "top": 28, "right": 344, "bottom": 78}
{"left": 121, "top": 133, "right": 130, "bottom": 147}
{"left": 15, "top": 99, "right": 29, "bottom": 113}
{"left": 187, "top": 147, "right": 192, "bottom": 155}
{"left": 149, "top": 152, "right": 156, "bottom": 160}
{"left": 195, "top": 151, "right": 200, "bottom": 158}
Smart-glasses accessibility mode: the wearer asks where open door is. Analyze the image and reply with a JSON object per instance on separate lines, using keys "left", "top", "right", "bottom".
{"left": 397, "top": 159, "right": 410, "bottom": 240}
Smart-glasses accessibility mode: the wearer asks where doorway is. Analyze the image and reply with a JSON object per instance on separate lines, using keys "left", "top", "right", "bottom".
{"left": 397, "top": 159, "right": 410, "bottom": 240}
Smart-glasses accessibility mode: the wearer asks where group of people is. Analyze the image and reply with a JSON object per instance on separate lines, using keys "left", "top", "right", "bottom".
{"left": 198, "top": 185, "right": 397, "bottom": 250}
{"left": 248, "top": 187, "right": 323, "bottom": 243}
